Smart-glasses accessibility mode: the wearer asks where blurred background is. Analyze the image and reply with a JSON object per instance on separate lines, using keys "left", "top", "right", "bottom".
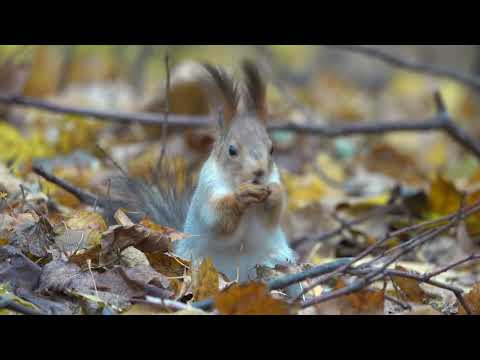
{"left": 2, "top": 45, "right": 480, "bottom": 264}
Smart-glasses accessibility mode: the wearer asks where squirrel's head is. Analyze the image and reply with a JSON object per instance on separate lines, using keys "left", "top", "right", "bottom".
{"left": 204, "top": 61, "right": 274, "bottom": 188}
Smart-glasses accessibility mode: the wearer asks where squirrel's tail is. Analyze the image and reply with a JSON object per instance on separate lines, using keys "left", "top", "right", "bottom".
{"left": 105, "top": 158, "right": 196, "bottom": 230}
{"left": 33, "top": 158, "right": 196, "bottom": 231}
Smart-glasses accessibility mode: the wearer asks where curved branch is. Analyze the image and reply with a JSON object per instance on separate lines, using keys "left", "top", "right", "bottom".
{"left": 325, "top": 45, "right": 480, "bottom": 92}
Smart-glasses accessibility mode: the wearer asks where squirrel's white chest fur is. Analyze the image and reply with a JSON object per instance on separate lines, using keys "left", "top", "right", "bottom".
{"left": 175, "top": 158, "right": 296, "bottom": 282}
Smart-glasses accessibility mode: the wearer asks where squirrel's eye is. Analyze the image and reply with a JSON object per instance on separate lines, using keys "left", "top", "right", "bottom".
{"left": 229, "top": 145, "right": 238, "bottom": 157}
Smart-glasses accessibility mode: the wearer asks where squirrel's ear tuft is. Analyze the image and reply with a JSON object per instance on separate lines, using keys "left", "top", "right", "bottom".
{"left": 202, "top": 64, "right": 239, "bottom": 128}
{"left": 242, "top": 60, "right": 268, "bottom": 123}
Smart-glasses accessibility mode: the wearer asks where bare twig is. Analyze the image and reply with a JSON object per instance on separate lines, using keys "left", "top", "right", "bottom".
{"left": 32, "top": 165, "right": 98, "bottom": 206}
{"left": 131, "top": 45, "right": 154, "bottom": 96}
{"left": 1, "top": 91, "right": 480, "bottom": 160}
{"left": 299, "top": 200, "right": 480, "bottom": 311}
{"left": 424, "top": 254, "right": 480, "bottom": 280}
{"left": 140, "top": 296, "right": 193, "bottom": 312}
{"left": 292, "top": 204, "right": 400, "bottom": 249}
{"left": 57, "top": 45, "right": 75, "bottom": 93}
{"left": 325, "top": 45, "right": 480, "bottom": 93}
{"left": 155, "top": 52, "right": 171, "bottom": 178}
{"left": 191, "top": 258, "right": 352, "bottom": 311}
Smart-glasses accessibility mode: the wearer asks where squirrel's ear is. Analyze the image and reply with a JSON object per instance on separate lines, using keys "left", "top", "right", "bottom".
{"left": 242, "top": 60, "right": 268, "bottom": 123}
{"left": 202, "top": 64, "right": 239, "bottom": 128}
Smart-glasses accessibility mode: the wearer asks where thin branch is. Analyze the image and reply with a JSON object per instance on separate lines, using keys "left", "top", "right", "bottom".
{"left": 140, "top": 296, "right": 195, "bottom": 312}
{"left": 32, "top": 164, "right": 98, "bottom": 206}
{"left": 1, "top": 92, "right": 480, "bottom": 160}
{"left": 155, "top": 52, "right": 171, "bottom": 179}
{"left": 57, "top": 45, "right": 75, "bottom": 93}
{"left": 299, "top": 200, "right": 480, "bottom": 311}
{"left": 325, "top": 45, "right": 480, "bottom": 93}
{"left": 0, "top": 94, "right": 211, "bottom": 128}
{"left": 191, "top": 258, "right": 352, "bottom": 311}
{"left": 292, "top": 204, "right": 399, "bottom": 249}
{"left": 131, "top": 45, "right": 154, "bottom": 96}
{"left": 424, "top": 254, "right": 480, "bottom": 280}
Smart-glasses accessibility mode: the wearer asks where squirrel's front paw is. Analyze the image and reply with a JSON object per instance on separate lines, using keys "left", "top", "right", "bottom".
{"left": 235, "top": 183, "right": 271, "bottom": 209}
{"left": 265, "top": 183, "right": 284, "bottom": 208}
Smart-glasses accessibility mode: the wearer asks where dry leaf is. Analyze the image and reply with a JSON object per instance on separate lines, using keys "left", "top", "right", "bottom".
{"left": 317, "top": 279, "right": 385, "bottom": 315}
{"left": 214, "top": 282, "right": 291, "bottom": 315}
{"left": 429, "top": 176, "right": 462, "bottom": 216}
{"left": 147, "top": 251, "right": 190, "bottom": 278}
{"left": 193, "top": 257, "right": 220, "bottom": 302}
{"left": 100, "top": 217, "right": 187, "bottom": 264}
{"left": 458, "top": 284, "right": 480, "bottom": 315}
{"left": 140, "top": 218, "right": 188, "bottom": 243}
{"left": 55, "top": 210, "right": 107, "bottom": 255}
{"left": 9, "top": 213, "right": 53, "bottom": 258}
{"left": 392, "top": 266, "right": 430, "bottom": 304}
{"left": 0, "top": 60, "right": 30, "bottom": 97}
{"left": 364, "top": 143, "right": 424, "bottom": 185}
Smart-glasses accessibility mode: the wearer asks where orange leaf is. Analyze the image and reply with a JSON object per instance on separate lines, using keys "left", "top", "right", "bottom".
{"left": 459, "top": 284, "right": 480, "bottom": 315}
{"left": 214, "top": 282, "right": 291, "bottom": 315}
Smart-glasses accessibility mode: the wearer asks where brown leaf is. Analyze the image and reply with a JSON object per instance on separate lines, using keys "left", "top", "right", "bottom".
{"left": 100, "top": 210, "right": 187, "bottom": 264}
{"left": 364, "top": 143, "right": 424, "bottom": 185}
{"left": 0, "top": 60, "right": 30, "bottom": 97}
{"left": 140, "top": 218, "right": 187, "bottom": 243}
{"left": 458, "top": 284, "right": 480, "bottom": 315}
{"left": 9, "top": 213, "right": 53, "bottom": 258}
{"left": 392, "top": 266, "right": 430, "bottom": 304}
{"left": 146, "top": 251, "right": 190, "bottom": 278}
{"left": 193, "top": 257, "right": 220, "bottom": 302}
{"left": 69, "top": 245, "right": 101, "bottom": 266}
{"left": 316, "top": 279, "right": 385, "bottom": 315}
{"left": 38, "top": 260, "right": 92, "bottom": 294}
{"left": 214, "top": 282, "right": 291, "bottom": 315}
{"left": 120, "top": 264, "right": 171, "bottom": 292}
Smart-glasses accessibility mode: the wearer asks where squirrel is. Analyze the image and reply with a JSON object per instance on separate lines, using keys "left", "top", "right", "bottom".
{"left": 34, "top": 60, "right": 299, "bottom": 292}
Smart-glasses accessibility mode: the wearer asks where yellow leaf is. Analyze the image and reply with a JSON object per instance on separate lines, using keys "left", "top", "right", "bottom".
{"left": 424, "top": 136, "right": 448, "bottom": 169}
{"left": 283, "top": 171, "right": 328, "bottom": 211}
{"left": 316, "top": 153, "right": 345, "bottom": 183}
{"left": 64, "top": 211, "right": 108, "bottom": 247}
{"left": 428, "top": 176, "right": 462, "bottom": 216}
{"left": 439, "top": 80, "right": 473, "bottom": 119}
{"left": 193, "top": 257, "right": 220, "bottom": 302}
{"left": 390, "top": 71, "right": 430, "bottom": 99}
{"left": 0, "top": 123, "right": 54, "bottom": 176}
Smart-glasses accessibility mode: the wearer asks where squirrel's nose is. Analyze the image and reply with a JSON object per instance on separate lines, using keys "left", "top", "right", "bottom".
{"left": 253, "top": 169, "right": 265, "bottom": 178}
